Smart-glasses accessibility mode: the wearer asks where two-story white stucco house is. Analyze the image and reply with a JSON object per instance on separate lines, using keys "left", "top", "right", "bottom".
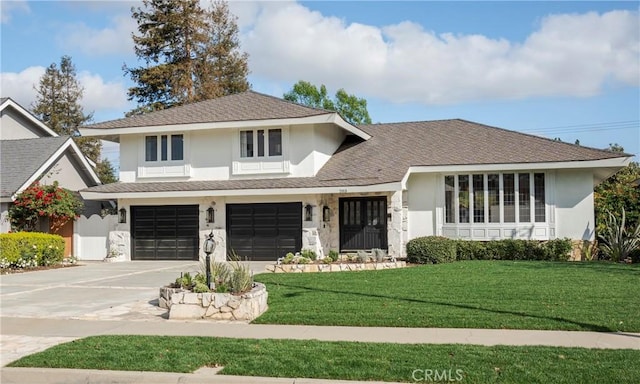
{"left": 0, "top": 97, "right": 102, "bottom": 256}
{"left": 79, "top": 91, "right": 632, "bottom": 262}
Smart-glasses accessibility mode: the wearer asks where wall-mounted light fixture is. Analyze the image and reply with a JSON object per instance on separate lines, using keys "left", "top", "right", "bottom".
{"left": 304, "top": 204, "right": 313, "bottom": 221}
{"left": 323, "top": 206, "right": 330, "bottom": 222}
{"left": 206, "top": 207, "right": 215, "bottom": 223}
{"left": 119, "top": 208, "right": 127, "bottom": 223}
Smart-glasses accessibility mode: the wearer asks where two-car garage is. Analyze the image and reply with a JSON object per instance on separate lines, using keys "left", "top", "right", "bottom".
{"left": 130, "top": 203, "right": 302, "bottom": 261}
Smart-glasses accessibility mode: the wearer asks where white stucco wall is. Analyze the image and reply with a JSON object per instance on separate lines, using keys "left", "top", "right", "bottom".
{"left": 0, "top": 202, "right": 10, "bottom": 233}
{"left": 554, "top": 169, "right": 595, "bottom": 241}
{"left": 39, "top": 152, "right": 93, "bottom": 191}
{"left": 406, "top": 173, "right": 438, "bottom": 240}
{"left": 312, "top": 124, "right": 346, "bottom": 174}
{"left": 0, "top": 107, "right": 48, "bottom": 140}
{"left": 117, "top": 123, "right": 346, "bottom": 182}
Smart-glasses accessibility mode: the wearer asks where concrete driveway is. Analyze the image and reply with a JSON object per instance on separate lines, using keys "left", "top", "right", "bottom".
{"left": 0, "top": 260, "right": 271, "bottom": 320}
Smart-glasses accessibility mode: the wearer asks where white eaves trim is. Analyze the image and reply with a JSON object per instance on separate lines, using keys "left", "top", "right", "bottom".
{"left": 80, "top": 182, "right": 401, "bottom": 200}
{"left": 80, "top": 113, "right": 371, "bottom": 141}
{"left": 1, "top": 98, "right": 59, "bottom": 137}
{"left": 11, "top": 138, "right": 102, "bottom": 200}
{"left": 400, "top": 156, "right": 633, "bottom": 188}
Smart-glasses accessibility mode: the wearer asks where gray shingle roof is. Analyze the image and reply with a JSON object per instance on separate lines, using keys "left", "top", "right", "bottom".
{"left": 84, "top": 91, "right": 333, "bottom": 129}
{"left": 0, "top": 97, "right": 8, "bottom": 104}
{"left": 316, "top": 119, "right": 627, "bottom": 184}
{"left": 82, "top": 119, "right": 627, "bottom": 195}
{"left": 0, "top": 137, "right": 71, "bottom": 198}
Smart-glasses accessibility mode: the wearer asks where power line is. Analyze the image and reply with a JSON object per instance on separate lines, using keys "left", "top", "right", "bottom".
{"left": 521, "top": 120, "right": 639, "bottom": 135}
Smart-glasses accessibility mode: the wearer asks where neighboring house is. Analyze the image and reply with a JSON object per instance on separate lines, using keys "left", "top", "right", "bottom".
{"left": 79, "top": 91, "right": 633, "bottom": 262}
{"left": 0, "top": 97, "right": 102, "bottom": 257}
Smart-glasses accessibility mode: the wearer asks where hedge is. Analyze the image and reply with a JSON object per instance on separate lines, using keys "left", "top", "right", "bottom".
{"left": 0, "top": 232, "right": 65, "bottom": 269}
{"left": 406, "top": 236, "right": 457, "bottom": 264}
{"left": 407, "top": 236, "right": 573, "bottom": 264}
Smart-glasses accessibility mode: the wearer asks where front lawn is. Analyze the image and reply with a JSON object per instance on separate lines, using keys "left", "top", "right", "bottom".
{"left": 10, "top": 335, "right": 640, "bottom": 383}
{"left": 254, "top": 261, "right": 640, "bottom": 331}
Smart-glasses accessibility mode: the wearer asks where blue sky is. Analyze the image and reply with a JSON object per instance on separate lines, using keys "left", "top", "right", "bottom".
{"left": 1, "top": 1, "right": 638, "bottom": 169}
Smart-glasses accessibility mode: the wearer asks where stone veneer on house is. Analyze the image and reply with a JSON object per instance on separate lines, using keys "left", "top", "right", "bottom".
{"left": 159, "top": 282, "right": 268, "bottom": 321}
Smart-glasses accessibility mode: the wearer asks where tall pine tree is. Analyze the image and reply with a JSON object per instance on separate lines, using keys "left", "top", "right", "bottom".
{"left": 32, "top": 56, "right": 116, "bottom": 183}
{"left": 124, "top": 0, "right": 250, "bottom": 114}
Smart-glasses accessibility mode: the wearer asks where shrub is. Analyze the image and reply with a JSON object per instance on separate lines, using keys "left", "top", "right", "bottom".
{"left": 598, "top": 208, "right": 640, "bottom": 262}
{"left": 301, "top": 249, "right": 317, "bottom": 261}
{"left": 328, "top": 249, "right": 339, "bottom": 261}
{"left": 406, "top": 236, "right": 456, "bottom": 264}
{"left": 540, "top": 238, "right": 572, "bottom": 261}
{"left": 192, "top": 282, "right": 210, "bottom": 293}
{"left": 0, "top": 232, "right": 65, "bottom": 269}
{"left": 228, "top": 261, "right": 253, "bottom": 294}
{"left": 282, "top": 252, "right": 295, "bottom": 264}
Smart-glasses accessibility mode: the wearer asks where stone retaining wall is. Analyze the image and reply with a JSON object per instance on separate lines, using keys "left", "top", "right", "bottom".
{"left": 265, "top": 261, "right": 406, "bottom": 273}
{"left": 159, "top": 283, "right": 268, "bottom": 321}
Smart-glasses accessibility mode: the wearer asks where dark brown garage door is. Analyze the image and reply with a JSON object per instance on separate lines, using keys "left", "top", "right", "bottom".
{"left": 226, "top": 203, "right": 302, "bottom": 261}
{"left": 131, "top": 205, "right": 199, "bottom": 260}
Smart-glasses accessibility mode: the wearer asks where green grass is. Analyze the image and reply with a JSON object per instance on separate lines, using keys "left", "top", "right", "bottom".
{"left": 254, "top": 261, "right": 640, "bottom": 331}
{"left": 9, "top": 335, "right": 640, "bottom": 383}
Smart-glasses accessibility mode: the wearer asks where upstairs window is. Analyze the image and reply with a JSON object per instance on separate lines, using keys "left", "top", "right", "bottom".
{"left": 145, "top": 134, "right": 183, "bottom": 162}
{"left": 240, "top": 129, "right": 282, "bottom": 158}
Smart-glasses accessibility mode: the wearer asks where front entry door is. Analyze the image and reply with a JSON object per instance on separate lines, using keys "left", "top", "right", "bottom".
{"left": 339, "top": 197, "right": 387, "bottom": 251}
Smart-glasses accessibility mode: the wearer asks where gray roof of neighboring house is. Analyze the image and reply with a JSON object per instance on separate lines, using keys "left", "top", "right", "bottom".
{"left": 84, "top": 91, "right": 333, "bottom": 129}
{"left": 82, "top": 119, "right": 627, "bottom": 195}
{"left": 0, "top": 137, "right": 71, "bottom": 198}
{"left": 0, "top": 97, "right": 8, "bottom": 104}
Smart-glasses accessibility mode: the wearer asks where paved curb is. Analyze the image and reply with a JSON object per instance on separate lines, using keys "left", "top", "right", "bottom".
{"left": 0, "top": 367, "right": 405, "bottom": 384}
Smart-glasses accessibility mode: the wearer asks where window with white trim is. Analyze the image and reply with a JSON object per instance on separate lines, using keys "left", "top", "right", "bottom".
{"left": 145, "top": 134, "right": 183, "bottom": 162}
{"left": 240, "top": 129, "right": 282, "bottom": 158}
{"left": 444, "top": 172, "right": 546, "bottom": 224}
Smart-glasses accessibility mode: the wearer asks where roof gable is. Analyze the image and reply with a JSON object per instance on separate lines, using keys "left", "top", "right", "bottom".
{"left": 0, "top": 98, "right": 59, "bottom": 138}
{"left": 0, "top": 137, "right": 100, "bottom": 199}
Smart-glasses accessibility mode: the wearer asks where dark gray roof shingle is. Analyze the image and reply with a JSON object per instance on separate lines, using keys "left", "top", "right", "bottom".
{"left": 1, "top": 137, "right": 71, "bottom": 198}
{"left": 84, "top": 91, "right": 333, "bottom": 129}
{"left": 83, "top": 119, "right": 627, "bottom": 195}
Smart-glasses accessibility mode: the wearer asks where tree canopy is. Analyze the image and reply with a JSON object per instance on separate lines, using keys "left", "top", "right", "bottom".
{"left": 124, "top": 0, "right": 250, "bottom": 114}
{"left": 32, "top": 55, "right": 116, "bottom": 184}
{"left": 594, "top": 144, "right": 639, "bottom": 238}
{"left": 283, "top": 81, "right": 372, "bottom": 125}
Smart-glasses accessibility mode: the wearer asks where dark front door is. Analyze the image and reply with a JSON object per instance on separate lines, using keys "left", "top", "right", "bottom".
{"left": 131, "top": 205, "right": 199, "bottom": 260}
{"left": 339, "top": 197, "right": 388, "bottom": 251}
{"left": 226, "top": 203, "right": 302, "bottom": 261}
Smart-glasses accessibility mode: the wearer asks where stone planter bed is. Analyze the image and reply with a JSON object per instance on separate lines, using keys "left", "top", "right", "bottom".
{"left": 265, "top": 261, "right": 406, "bottom": 273}
{"left": 159, "top": 282, "right": 268, "bottom": 321}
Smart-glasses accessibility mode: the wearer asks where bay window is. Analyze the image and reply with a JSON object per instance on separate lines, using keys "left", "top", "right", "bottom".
{"left": 444, "top": 172, "right": 546, "bottom": 225}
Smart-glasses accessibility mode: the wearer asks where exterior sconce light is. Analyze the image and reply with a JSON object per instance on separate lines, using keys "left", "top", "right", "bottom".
{"left": 206, "top": 207, "right": 215, "bottom": 223}
{"left": 118, "top": 208, "right": 126, "bottom": 223}
{"left": 323, "top": 206, "right": 330, "bottom": 222}
{"left": 304, "top": 204, "right": 313, "bottom": 221}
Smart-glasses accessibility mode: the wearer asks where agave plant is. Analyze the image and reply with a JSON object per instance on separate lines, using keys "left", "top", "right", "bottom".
{"left": 598, "top": 208, "right": 640, "bottom": 262}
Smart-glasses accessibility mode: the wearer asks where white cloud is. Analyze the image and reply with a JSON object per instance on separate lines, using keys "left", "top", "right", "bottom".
{"left": 58, "top": 13, "right": 137, "bottom": 56}
{"left": 0, "top": 67, "right": 128, "bottom": 118}
{"left": 0, "top": 0, "right": 30, "bottom": 24}
{"left": 242, "top": 4, "right": 640, "bottom": 104}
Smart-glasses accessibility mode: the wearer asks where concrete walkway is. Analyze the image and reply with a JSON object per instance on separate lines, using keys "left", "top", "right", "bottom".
{"left": 1, "top": 261, "right": 639, "bottom": 383}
